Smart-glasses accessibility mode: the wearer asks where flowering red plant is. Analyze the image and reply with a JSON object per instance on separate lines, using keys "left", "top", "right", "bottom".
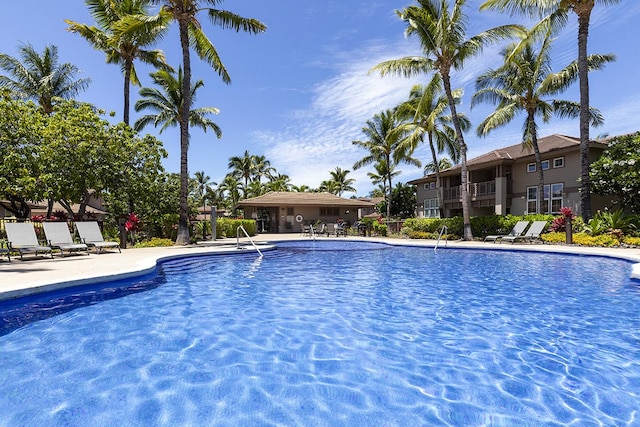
{"left": 30, "top": 215, "right": 45, "bottom": 222}
{"left": 124, "top": 213, "right": 140, "bottom": 232}
{"left": 560, "top": 207, "right": 573, "bottom": 217}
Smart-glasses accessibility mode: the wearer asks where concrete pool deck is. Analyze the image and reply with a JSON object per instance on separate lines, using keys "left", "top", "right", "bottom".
{"left": 1, "top": 233, "right": 639, "bottom": 302}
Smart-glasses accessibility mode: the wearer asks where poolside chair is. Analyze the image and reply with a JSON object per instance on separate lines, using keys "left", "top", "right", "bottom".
{"left": 500, "top": 220, "right": 547, "bottom": 244}
{"left": 75, "top": 221, "right": 121, "bottom": 254}
{"left": 484, "top": 221, "right": 530, "bottom": 243}
{"left": 42, "top": 222, "right": 89, "bottom": 257}
{"left": 5, "top": 222, "right": 54, "bottom": 260}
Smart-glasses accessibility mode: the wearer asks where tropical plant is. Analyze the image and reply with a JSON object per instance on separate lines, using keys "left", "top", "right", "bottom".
{"left": 193, "top": 170, "right": 212, "bottom": 212}
{"left": 328, "top": 167, "right": 356, "bottom": 197}
{"left": 472, "top": 33, "right": 610, "bottom": 213}
{"left": 353, "top": 109, "right": 420, "bottom": 220}
{"left": 134, "top": 67, "right": 221, "bottom": 137}
{"left": 0, "top": 44, "right": 90, "bottom": 115}
{"left": 480, "top": 0, "right": 622, "bottom": 221}
{"left": 395, "top": 74, "right": 466, "bottom": 217}
{"left": 65, "top": 0, "right": 170, "bottom": 125}
{"left": 228, "top": 150, "right": 255, "bottom": 189}
{"left": 372, "top": 0, "right": 524, "bottom": 240}
{"left": 121, "top": 0, "right": 266, "bottom": 244}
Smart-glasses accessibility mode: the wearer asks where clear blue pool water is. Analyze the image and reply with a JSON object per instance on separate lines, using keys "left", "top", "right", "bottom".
{"left": 0, "top": 240, "right": 639, "bottom": 426}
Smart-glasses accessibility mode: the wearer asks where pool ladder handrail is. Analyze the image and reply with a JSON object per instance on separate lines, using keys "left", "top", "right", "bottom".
{"left": 237, "top": 226, "right": 263, "bottom": 257}
{"left": 309, "top": 224, "right": 317, "bottom": 240}
{"left": 434, "top": 225, "right": 448, "bottom": 252}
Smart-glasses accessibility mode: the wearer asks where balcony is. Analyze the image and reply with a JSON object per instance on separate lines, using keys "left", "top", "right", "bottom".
{"left": 443, "top": 180, "right": 497, "bottom": 200}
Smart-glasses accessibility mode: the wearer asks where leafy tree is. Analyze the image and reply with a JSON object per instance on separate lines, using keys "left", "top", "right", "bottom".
{"left": 472, "top": 33, "right": 610, "bottom": 213}
{"left": 371, "top": 0, "right": 523, "bottom": 239}
{"left": 0, "top": 44, "right": 90, "bottom": 115}
{"left": 42, "top": 99, "right": 166, "bottom": 219}
{"left": 378, "top": 183, "right": 417, "bottom": 219}
{"left": 590, "top": 132, "right": 640, "bottom": 213}
{"left": 65, "top": 0, "right": 170, "bottom": 125}
{"left": 353, "top": 109, "right": 420, "bottom": 219}
{"left": 127, "top": 0, "right": 266, "bottom": 244}
{"left": 0, "top": 92, "right": 47, "bottom": 219}
{"left": 395, "top": 74, "right": 465, "bottom": 217}
{"left": 480, "top": 0, "right": 622, "bottom": 221}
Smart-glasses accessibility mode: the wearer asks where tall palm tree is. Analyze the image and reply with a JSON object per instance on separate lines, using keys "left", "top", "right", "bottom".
{"left": 353, "top": 109, "right": 421, "bottom": 220}
{"left": 266, "top": 173, "right": 292, "bottom": 193}
{"left": 328, "top": 167, "right": 356, "bottom": 197}
{"left": 394, "top": 74, "right": 466, "bottom": 218}
{"left": 371, "top": 0, "right": 523, "bottom": 240}
{"left": 424, "top": 158, "right": 453, "bottom": 175}
{"left": 479, "top": 0, "right": 621, "bottom": 220}
{"left": 367, "top": 160, "right": 400, "bottom": 199}
{"left": 193, "top": 170, "right": 211, "bottom": 212}
{"left": 66, "top": 0, "right": 170, "bottom": 125}
{"left": 252, "top": 154, "right": 275, "bottom": 183}
{"left": 472, "top": 34, "right": 609, "bottom": 213}
{"left": 228, "top": 150, "right": 254, "bottom": 190}
{"left": 0, "top": 44, "right": 90, "bottom": 115}
{"left": 218, "top": 173, "right": 242, "bottom": 209}
{"left": 133, "top": 1, "right": 265, "bottom": 244}
{"left": 134, "top": 67, "right": 222, "bottom": 138}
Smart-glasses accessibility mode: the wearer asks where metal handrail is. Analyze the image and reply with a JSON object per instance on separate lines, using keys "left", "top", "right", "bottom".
{"left": 309, "top": 224, "right": 317, "bottom": 240}
{"left": 434, "top": 225, "right": 448, "bottom": 252}
{"left": 237, "top": 226, "right": 263, "bottom": 257}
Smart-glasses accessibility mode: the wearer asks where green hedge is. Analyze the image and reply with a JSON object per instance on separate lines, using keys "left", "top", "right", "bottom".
{"left": 402, "top": 214, "right": 555, "bottom": 240}
{"left": 215, "top": 218, "right": 257, "bottom": 238}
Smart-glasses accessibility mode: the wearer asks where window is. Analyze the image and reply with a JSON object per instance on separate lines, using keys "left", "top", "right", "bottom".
{"left": 320, "top": 207, "right": 339, "bottom": 216}
{"left": 287, "top": 207, "right": 294, "bottom": 215}
{"left": 541, "top": 160, "right": 550, "bottom": 170}
{"left": 423, "top": 198, "right": 440, "bottom": 218}
{"left": 430, "top": 182, "right": 436, "bottom": 189}
{"left": 527, "top": 163, "right": 536, "bottom": 173}
{"left": 424, "top": 183, "right": 429, "bottom": 190}
{"left": 526, "top": 183, "right": 563, "bottom": 214}
{"left": 553, "top": 157, "right": 564, "bottom": 168}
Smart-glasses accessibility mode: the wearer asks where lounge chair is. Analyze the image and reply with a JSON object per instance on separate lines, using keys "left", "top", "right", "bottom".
{"left": 75, "top": 222, "right": 121, "bottom": 254}
{"left": 0, "top": 243, "right": 9, "bottom": 262}
{"left": 500, "top": 220, "right": 547, "bottom": 244}
{"left": 42, "top": 222, "right": 89, "bottom": 257}
{"left": 484, "top": 221, "right": 530, "bottom": 242}
{"left": 5, "top": 222, "right": 54, "bottom": 260}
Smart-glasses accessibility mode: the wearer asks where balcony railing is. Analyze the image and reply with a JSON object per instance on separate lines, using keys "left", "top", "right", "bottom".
{"left": 443, "top": 180, "right": 497, "bottom": 200}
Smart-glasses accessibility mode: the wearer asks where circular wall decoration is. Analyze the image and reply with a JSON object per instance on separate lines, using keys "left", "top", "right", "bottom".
{"left": 295, "top": 214, "right": 304, "bottom": 223}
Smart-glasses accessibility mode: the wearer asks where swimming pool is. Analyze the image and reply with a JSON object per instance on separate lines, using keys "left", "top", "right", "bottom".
{"left": 0, "top": 240, "right": 638, "bottom": 426}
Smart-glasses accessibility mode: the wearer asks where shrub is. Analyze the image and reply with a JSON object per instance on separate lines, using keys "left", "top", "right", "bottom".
{"left": 372, "top": 222, "right": 387, "bottom": 237}
{"left": 540, "top": 232, "right": 566, "bottom": 244}
{"left": 134, "top": 238, "right": 173, "bottom": 248}
{"left": 216, "top": 218, "right": 257, "bottom": 238}
{"left": 622, "top": 236, "right": 640, "bottom": 247}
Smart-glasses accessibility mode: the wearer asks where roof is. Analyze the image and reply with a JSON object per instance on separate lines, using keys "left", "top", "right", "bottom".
{"left": 235, "top": 192, "right": 375, "bottom": 208}
{"left": 408, "top": 134, "right": 608, "bottom": 184}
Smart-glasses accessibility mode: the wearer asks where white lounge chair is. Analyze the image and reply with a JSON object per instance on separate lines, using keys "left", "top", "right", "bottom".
{"left": 5, "top": 222, "right": 54, "bottom": 260}
{"left": 75, "top": 222, "right": 121, "bottom": 254}
{"left": 43, "top": 222, "right": 89, "bottom": 257}
{"left": 484, "top": 221, "right": 530, "bottom": 242}
{"left": 500, "top": 220, "right": 547, "bottom": 244}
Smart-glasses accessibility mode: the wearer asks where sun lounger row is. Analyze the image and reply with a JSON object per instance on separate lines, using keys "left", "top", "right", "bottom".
{"left": 2, "top": 221, "right": 120, "bottom": 261}
{"left": 484, "top": 220, "right": 547, "bottom": 244}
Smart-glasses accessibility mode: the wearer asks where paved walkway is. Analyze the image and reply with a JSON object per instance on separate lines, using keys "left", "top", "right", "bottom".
{"left": 1, "top": 234, "right": 639, "bottom": 301}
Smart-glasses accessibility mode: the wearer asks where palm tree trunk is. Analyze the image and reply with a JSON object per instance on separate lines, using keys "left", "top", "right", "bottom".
{"left": 123, "top": 58, "right": 132, "bottom": 126}
{"left": 577, "top": 8, "right": 593, "bottom": 221}
{"left": 175, "top": 17, "right": 191, "bottom": 245}
{"left": 428, "top": 135, "right": 444, "bottom": 218}
{"left": 386, "top": 154, "right": 392, "bottom": 220}
{"left": 441, "top": 71, "right": 472, "bottom": 240}
{"left": 528, "top": 114, "right": 544, "bottom": 214}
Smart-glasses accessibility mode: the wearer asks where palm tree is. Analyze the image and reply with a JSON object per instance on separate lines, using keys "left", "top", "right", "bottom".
{"left": 218, "top": 173, "right": 242, "bottom": 209}
{"left": 367, "top": 159, "right": 400, "bottom": 199}
{"left": 134, "top": 67, "right": 222, "bottom": 135}
{"left": 228, "top": 150, "right": 255, "bottom": 190}
{"left": 371, "top": 0, "right": 523, "bottom": 240}
{"left": 328, "top": 167, "right": 356, "bottom": 197}
{"left": 353, "top": 109, "right": 421, "bottom": 220}
{"left": 394, "top": 74, "right": 466, "bottom": 218}
{"left": 252, "top": 155, "right": 275, "bottom": 183}
{"left": 193, "top": 170, "right": 211, "bottom": 212}
{"left": 472, "top": 34, "right": 610, "bottom": 213}
{"left": 319, "top": 180, "right": 341, "bottom": 195}
{"left": 0, "top": 43, "right": 90, "bottom": 115}
{"left": 424, "top": 158, "right": 453, "bottom": 175}
{"left": 479, "top": 0, "right": 621, "bottom": 220}
{"left": 132, "top": 1, "right": 265, "bottom": 244}
{"left": 66, "top": 0, "right": 170, "bottom": 125}
{"left": 266, "top": 174, "right": 292, "bottom": 193}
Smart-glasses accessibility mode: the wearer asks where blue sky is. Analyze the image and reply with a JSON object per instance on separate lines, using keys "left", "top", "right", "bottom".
{"left": 2, "top": 1, "right": 639, "bottom": 196}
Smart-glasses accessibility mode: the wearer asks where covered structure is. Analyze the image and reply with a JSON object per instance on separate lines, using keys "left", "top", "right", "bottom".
{"left": 235, "top": 192, "right": 375, "bottom": 233}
